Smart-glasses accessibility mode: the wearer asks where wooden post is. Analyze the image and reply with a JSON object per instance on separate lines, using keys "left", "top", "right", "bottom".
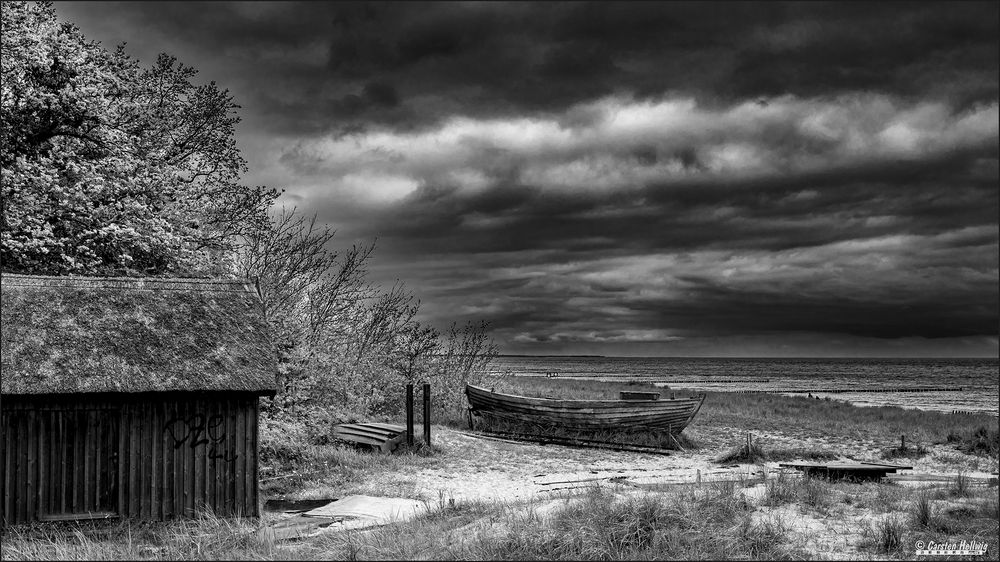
{"left": 405, "top": 384, "right": 414, "bottom": 447}
{"left": 900, "top": 435, "right": 905, "bottom": 451}
{"left": 423, "top": 383, "right": 431, "bottom": 447}
{"left": 670, "top": 432, "right": 686, "bottom": 452}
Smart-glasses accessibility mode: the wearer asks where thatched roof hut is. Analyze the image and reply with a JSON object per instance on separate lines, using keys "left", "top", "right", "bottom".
{"left": 1, "top": 274, "right": 275, "bottom": 395}
{"left": 1, "top": 274, "right": 277, "bottom": 525}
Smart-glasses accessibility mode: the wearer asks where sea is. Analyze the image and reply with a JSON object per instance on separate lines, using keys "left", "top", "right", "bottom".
{"left": 491, "top": 356, "right": 999, "bottom": 416}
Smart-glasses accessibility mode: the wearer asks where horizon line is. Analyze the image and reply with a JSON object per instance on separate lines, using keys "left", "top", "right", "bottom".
{"left": 496, "top": 354, "right": 999, "bottom": 360}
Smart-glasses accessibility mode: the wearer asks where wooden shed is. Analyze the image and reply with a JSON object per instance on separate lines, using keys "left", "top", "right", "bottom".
{"left": 0, "top": 274, "right": 277, "bottom": 525}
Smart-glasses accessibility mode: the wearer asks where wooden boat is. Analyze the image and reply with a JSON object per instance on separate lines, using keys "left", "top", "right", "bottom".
{"left": 465, "top": 384, "right": 705, "bottom": 435}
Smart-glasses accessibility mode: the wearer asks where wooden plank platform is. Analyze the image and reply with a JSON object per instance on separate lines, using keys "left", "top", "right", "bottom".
{"left": 332, "top": 423, "right": 406, "bottom": 454}
{"left": 779, "top": 461, "right": 912, "bottom": 481}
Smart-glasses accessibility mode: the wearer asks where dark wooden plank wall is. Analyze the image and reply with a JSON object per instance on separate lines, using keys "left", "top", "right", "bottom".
{"left": 36, "top": 409, "right": 120, "bottom": 520}
{"left": 1, "top": 394, "right": 260, "bottom": 525}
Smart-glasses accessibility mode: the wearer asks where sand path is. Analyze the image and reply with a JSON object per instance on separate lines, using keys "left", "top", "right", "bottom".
{"left": 346, "top": 426, "right": 996, "bottom": 504}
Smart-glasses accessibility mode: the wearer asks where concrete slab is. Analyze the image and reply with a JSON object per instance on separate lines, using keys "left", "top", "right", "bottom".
{"left": 301, "top": 495, "right": 428, "bottom": 531}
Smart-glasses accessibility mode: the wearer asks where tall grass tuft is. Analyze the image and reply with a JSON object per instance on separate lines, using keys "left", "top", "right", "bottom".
{"left": 763, "top": 470, "right": 797, "bottom": 506}
{"left": 861, "top": 514, "right": 905, "bottom": 554}
{"left": 715, "top": 435, "right": 767, "bottom": 464}
{"left": 952, "top": 472, "right": 971, "bottom": 497}
{"left": 732, "top": 513, "right": 789, "bottom": 559}
{"left": 799, "top": 476, "right": 833, "bottom": 512}
{"left": 711, "top": 479, "right": 752, "bottom": 516}
{"left": 911, "top": 490, "right": 934, "bottom": 528}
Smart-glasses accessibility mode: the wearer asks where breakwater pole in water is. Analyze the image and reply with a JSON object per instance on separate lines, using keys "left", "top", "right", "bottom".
{"left": 734, "top": 386, "right": 963, "bottom": 394}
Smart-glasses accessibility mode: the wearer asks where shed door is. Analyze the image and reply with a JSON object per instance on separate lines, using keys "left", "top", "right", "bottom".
{"left": 38, "top": 409, "right": 120, "bottom": 520}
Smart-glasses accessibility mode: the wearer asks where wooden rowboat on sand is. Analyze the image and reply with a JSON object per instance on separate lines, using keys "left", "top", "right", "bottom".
{"left": 465, "top": 384, "right": 705, "bottom": 435}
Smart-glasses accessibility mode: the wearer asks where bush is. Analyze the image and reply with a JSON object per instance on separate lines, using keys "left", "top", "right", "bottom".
{"left": 958, "top": 426, "right": 1000, "bottom": 457}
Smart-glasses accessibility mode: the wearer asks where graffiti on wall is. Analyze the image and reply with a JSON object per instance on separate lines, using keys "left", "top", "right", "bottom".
{"left": 163, "top": 414, "right": 238, "bottom": 462}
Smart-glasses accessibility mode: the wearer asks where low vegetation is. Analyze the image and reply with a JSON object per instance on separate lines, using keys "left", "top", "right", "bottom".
{"left": 713, "top": 436, "right": 837, "bottom": 464}
{"left": 952, "top": 425, "right": 1000, "bottom": 458}
{"left": 474, "top": 485, "right": 797, "bottom": 560}
{"left": 5, "top": 477, "right": 997, "bottom": 561}
{"left": 257, "top": 417, "right": 447, "bottom": 500}
{"left": 0, "top": 513, "right": 276, "bottom": 561}
{"left": 4, "top": 377, "right": 998, "bottom": 561}
{"left": 881, "top": 440, "right": 931, "bottom": 461}
{"left": 860, "top": 514, "right": 906, "bottom": 555}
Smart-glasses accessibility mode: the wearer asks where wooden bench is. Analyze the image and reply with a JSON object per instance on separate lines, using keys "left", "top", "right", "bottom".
{"left": 333, "top": 423, "right": 407, "bottom": 453}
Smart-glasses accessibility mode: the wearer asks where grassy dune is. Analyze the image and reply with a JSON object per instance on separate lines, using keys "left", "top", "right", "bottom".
{"left": 4, "top": 478, "right": 997, "bottom": 560}
{"left": 3, "top": 376, "right": 997, "bottom": 561}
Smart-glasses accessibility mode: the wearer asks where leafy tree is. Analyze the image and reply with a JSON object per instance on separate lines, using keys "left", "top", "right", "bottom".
{"left": 1, "top": 2, "right": 502, "bottom": 434}
{"left": 1, "top": 1, "right": 276, "bottom": 275}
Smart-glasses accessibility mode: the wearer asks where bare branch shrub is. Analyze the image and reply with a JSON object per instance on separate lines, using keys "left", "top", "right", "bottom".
{"left": 233, "top": 207, "right": 500, "bottom": 437}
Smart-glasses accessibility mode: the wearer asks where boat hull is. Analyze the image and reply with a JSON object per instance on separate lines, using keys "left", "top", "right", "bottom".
{"left": 465, "top": 384, "right": 704, "bottom": 434}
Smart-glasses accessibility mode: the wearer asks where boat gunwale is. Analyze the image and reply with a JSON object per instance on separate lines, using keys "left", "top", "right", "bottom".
{"left": 466, "top": 384, "right": 704, "bottom": 409}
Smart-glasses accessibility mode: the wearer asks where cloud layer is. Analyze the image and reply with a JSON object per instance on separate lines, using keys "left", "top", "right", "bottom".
{"left": 56, "top": 1, "right": 1000, "bottom": 355}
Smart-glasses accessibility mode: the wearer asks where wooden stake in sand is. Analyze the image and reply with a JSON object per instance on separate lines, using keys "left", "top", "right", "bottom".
{"left": 423, "top": 383, "right": 431, "bottom": 446}
{"left": 406, "top": 384, "right": 414, "bottom": 447}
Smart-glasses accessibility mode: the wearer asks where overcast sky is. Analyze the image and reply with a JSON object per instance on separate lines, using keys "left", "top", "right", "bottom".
{"left": 55, "top": 1, "right": 998, "bottom": 357}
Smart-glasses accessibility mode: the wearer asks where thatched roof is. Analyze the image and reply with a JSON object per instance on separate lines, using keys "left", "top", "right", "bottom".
{"left": 1, "top": 274, "right": 277, "bottom": 395}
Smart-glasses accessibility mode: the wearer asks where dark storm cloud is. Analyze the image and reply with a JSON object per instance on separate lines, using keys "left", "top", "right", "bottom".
{"left": 59, "top": 2, "right": 999, "bottom": 134}
{"left": 54, "top": 1, "right": 999, "bottom": 355}
{"left": 271, "top": 89, "right": 996, "bottom": 349}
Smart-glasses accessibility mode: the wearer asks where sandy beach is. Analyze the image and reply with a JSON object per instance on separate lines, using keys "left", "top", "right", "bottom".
{"left": 349, "top": 426, "right": 998, "bottom": 504}
{"left": 263, "top": 417, "right": 998, "bottom": 559}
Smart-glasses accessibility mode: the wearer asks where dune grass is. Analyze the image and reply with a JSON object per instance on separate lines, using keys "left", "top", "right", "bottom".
{"left": 0, "top": 512, "right": 279, "bottom": 561}
{"left": 474, "top": 485, "right": 798, "bottom": 560}
{"left": 689, "top": 390, "right": 998, "bottom": 450}
{"left": 7, "top": 480, "right": 995, "bottom": 561}
{"left": 4, "top": 375, "right": 998, "bottom": 561}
